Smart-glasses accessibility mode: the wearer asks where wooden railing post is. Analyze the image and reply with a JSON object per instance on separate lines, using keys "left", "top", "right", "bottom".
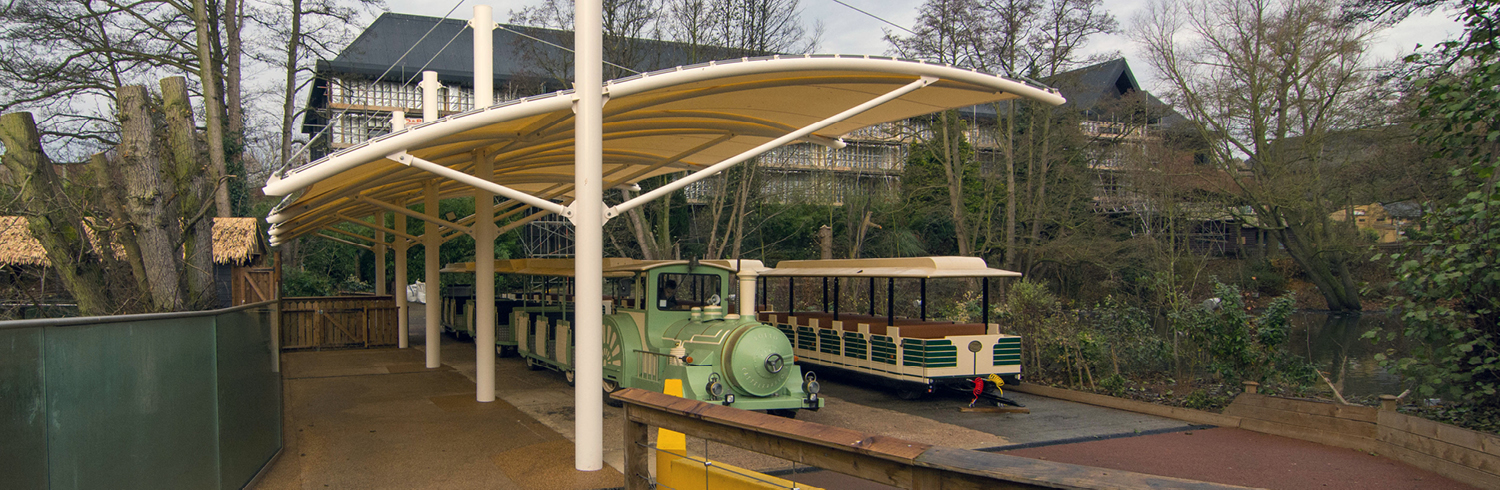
{"left": 623, "top": 403, "right": 651, "bottom": 490}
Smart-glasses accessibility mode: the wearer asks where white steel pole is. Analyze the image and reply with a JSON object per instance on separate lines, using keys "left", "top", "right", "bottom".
{"left": 573, "top": 0, "right": 605, "bottom": 472}
{"left": 474, "top": 149, "right": 496, "bottom": 402}
{"left": 380, "top": 111, "right": 401, "bottom": 301}
{"left": 425, "top": 180, "right": 442, "bottom": 368}
{"left": 472, "top": 5, "right": 497, "bottom": 403}
{"left": 391, "top": 110, "right": 407, "bottom": 131}
{"left": 395, "top": 212, "right": 409, "bottom": 348}
{"left": 422, "top": 71, "right": 439, "bottom": 122}
{"left": 472, "top": 6, "right": 494, "bottom": 109}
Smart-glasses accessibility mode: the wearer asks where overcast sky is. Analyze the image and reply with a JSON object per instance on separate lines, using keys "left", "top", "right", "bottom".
{"left": 381, "top": 0, "right": 1464, "bottom": 91}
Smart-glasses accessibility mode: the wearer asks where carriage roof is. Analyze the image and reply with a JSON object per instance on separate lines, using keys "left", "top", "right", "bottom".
{"left": 760, "top": 256, "right": 1021, "bottom": 278}
{"left": 601, "top": 259, "right": 766, "bottom": 274}
{"left": 439, "top": 257, "right": 639, "bottom": 277}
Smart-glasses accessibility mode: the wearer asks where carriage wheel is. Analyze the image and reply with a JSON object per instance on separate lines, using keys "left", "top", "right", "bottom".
{"left": 896, "top": 389, "right": 926, "bottom": 401}
{"left": 604, "top": 379, "right": 623, "bottom": 408}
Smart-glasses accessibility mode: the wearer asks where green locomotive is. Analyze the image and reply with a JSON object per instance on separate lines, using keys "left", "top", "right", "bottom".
{"left": 445, "top": 258, "right": 822, "bottom": 414}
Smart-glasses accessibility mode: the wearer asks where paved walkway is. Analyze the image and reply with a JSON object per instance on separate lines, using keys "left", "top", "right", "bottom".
{"left": 252, "top": 346, "right": 623, "bottom": 489}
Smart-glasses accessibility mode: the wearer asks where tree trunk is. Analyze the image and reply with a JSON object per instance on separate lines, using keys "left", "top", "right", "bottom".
{"left": 1030, "top": 108, "right": 1056, "bottom": 245}
{"left": 223, "top": 0, "right": 244, "bottom": 216}
{"left": 938, "top": 111, "right": 973, "bottom": 256}
{"left": 620, "top": 188, "right": 658, "bottom": 260}
{"left": 117, "top": 85, "right": 184, "bottom": 312}
{"left": 194, "top": 0, "right": 231, "bottom": 217}
{"left": 728, "top": 161, "right": 755, "bottom": 259}
{"left": 161, "top": 77, "right": 217, "bottom": 309}
{"left": 280, "top": 0, "right": 303, "bottom": 165}
{"left": 0, "top": 113, "right": 114, "bottom": 315}
{"left": 86, "top": 152, "right": 152, "bottom": 309}
{"left": 654, "top": 174, "right": 675, "bottom": 258}
{"left": 1002, "top": 101, "right": 1018, "bottom": 270}
{"left": 1275, "top": 225, "right": 1362, "bottom": 310}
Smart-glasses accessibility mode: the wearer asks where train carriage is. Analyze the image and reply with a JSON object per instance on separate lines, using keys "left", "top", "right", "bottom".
{"left": 438, "top": 258, "right": 637, "bottom": 357}
{"left": 756, "top": 257, "right": 1023, "bottom": 400}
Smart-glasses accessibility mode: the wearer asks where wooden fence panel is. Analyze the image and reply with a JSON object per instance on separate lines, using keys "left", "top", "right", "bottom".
{"left": 279, "top": 296, "right": 399, "bottom": 350}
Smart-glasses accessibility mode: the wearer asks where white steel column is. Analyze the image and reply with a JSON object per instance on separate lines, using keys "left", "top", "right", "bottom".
{"left": 573, "top": 0, "right": 605, "bottom": 472}
{"left": 425, "top": 180, "right": 442, "bottom": 368}
{"left": 421, "top": 71, "right": 439, "bottom": 121}
{"left": 395, "top": 212, "right": 409, "bottom": 348}
{"left": 380, "top": 110, "right": 403, "bottom": 300}
{"left": 472, "top": 5, "right": 494, "bottom": 109}
{"left": 474, "top": 150, "right": 496, "bottom": 402}
{"left": 473, "top": 5, "right": 497, "bottom": 403}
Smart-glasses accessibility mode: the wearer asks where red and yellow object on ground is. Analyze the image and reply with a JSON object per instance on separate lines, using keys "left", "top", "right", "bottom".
{"left": 656, "top": 379, "right": 824, "bottom": 490}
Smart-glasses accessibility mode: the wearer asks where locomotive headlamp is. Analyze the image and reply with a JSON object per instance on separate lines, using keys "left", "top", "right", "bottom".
{"left": 803, "top": 371, "right": 820, "bottom": 394}
{"left": 707, "top": 380, "right": 725, "bottom": 399}
{"left": 765, "top": 353, "right": 785, "bottom": 374}
{"left": 724, "top": 394, "right": 735, "bottom": 405}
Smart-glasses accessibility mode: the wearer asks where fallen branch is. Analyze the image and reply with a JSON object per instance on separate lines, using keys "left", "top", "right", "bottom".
{"left": 1318, "top": 370, "right": 1351, "bottom": 406}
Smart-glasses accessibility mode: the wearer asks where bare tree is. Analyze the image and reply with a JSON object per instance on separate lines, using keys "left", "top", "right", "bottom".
{"left": 887, "top": 0, "right": 1113, "bottom": 262}
{"left": 1133, "top": 0, "right": 1383, "bottom": 310}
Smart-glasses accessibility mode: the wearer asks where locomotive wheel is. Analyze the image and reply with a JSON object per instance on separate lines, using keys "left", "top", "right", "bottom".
{"left": 565, "top": 370, "right": 576, "bottom": 387}
{"left": 526, "top": 357, "right": 545, "bottom": 371}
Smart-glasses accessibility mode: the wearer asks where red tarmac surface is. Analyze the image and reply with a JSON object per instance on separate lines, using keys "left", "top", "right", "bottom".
{"left": 1000, "top": 427, "right": 1475, "bottom": 490}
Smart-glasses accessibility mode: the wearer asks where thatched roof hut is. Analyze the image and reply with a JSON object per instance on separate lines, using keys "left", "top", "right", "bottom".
{"left": 0, "top": 216, "right": 50, "bottom": 267}
{"left": 0, "top": 216, "right": 263, "bottom": 267}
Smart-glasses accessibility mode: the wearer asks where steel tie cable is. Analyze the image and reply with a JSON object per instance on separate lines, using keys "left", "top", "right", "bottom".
{"left": 279, "top": 0, "right": 470, "bottom": 172}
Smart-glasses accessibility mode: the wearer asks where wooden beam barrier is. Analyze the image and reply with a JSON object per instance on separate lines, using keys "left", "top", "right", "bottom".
{"left": 612, "top": 389, "right": 1251, "bottom": 490}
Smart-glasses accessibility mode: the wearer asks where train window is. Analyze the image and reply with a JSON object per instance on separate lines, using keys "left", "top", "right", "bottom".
{"left": 610, "top": 277, "right": 636, "bottom": 309}
{"left": 656, "top": 273, "right": 722, "bottom": 311}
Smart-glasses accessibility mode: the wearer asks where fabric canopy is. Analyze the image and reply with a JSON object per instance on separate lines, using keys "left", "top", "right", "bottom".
{"left": 264, "top": 55, "right": 1064, "bottom": 243}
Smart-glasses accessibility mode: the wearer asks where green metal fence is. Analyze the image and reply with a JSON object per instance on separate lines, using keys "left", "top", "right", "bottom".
{"left": 1, "top": 301, "right": 282, "bottom": 490}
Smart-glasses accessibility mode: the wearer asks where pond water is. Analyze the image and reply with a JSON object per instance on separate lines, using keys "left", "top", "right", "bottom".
{"left": 1283, "top": 311, "right": 1414, "bottom": 399}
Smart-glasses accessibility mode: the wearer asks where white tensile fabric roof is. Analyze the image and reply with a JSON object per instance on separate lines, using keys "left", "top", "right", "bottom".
{"left": 264, "top": 55, "right": 1064, "bottom": 242}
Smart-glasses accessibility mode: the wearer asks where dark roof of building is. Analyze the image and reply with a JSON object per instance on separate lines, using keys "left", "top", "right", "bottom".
{"left": 304, "top": 12, "right": 751, "bottom": 135}
{"left": 1381, "top": 201, "right": 1425, "bottom": 219}
{"left": 1045, "top": 58, "right": 1184, "bottom": 125}
{"left": 307, "top": 15, "right": 1180, "bottom": 132}
{"left": 954, "top": 58, "right": 1183, "bottom": 126}
{"left": 318, "top": 12, "right": 749, "bottom": 86}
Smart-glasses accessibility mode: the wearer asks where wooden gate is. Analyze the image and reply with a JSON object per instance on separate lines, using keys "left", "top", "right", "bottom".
{"left": 232, "top": 267, "right": 278, "bottom": 305}
{"left": 279, "top": 296, "right": 400, "bottom": 350}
